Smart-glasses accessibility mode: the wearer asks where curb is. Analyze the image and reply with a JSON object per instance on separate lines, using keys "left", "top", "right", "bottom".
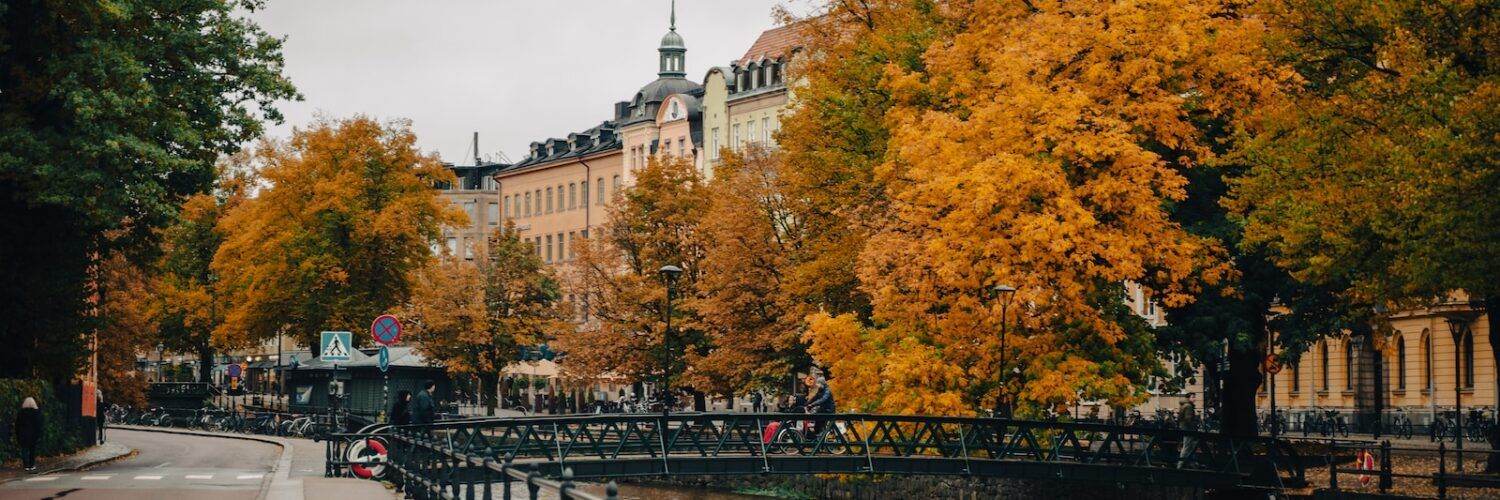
{"left": 0, "top": 443, "right": 136, "bottom": 485}
{"left": 113, "top": 425, "right": 293, "bottom": 500}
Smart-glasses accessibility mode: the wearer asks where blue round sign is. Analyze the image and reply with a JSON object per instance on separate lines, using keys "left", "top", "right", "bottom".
{"left": 371, "top": 314, "right": 402, "bottom": 346}
{"left": 227, "top": 363, "right": 241, "bottom": 378}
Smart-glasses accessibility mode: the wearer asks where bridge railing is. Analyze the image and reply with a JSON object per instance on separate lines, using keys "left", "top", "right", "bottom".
{"left": 328, "top": 429, "right": 619, "bottom": 500}
{"left": 355, "top": 412, "right": 1304, "bottom": 489}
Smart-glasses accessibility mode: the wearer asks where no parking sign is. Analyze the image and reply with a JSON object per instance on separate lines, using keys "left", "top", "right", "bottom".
{"left": 371, "top": 314, "right": 402, "bottom": 346}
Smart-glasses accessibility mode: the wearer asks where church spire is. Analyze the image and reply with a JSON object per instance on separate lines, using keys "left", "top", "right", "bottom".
{"left": 657, "top": 0, "right": 686, "bottom": 78}
{"left": 670, "top": 0, "right": 676, "bottom": 31}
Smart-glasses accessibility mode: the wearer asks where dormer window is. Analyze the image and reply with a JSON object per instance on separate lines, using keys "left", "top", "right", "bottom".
{"left": 669, "top": 100, "right": 680, "bottom": 120}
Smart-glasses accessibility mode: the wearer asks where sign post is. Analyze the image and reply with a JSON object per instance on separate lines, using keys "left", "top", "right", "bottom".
{"left": 370, "top": 315, "right": 401, "bottom": 423}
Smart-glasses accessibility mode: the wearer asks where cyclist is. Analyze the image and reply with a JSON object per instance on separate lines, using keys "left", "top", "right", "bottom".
{"left": 805, "top": 375, "right": 836, "bottom": 439}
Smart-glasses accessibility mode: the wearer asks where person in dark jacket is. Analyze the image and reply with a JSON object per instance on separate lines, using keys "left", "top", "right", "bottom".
{"left": 391, "top": 391, "right": 412, "bottom": 426}
{"left": 410, "top": 381, "right": 437, "bottom": 425}
{"left": 806, "top": 376, "right": 835, "bottom": 414}
{"left": 14, "top": 397, "right": 41, "bottom": 471}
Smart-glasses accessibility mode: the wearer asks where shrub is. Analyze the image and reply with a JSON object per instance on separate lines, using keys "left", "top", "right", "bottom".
{"left": 0, "top": 379, "right": 86, "bottom": 462}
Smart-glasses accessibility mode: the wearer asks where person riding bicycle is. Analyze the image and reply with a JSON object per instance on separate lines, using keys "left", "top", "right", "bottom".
{"left": 804, "top": 375, "right": 836, "bottom": 440}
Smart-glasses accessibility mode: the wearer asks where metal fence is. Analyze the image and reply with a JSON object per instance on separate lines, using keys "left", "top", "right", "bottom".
{"left": 1303, "top": 437, "right": 1500, "bottom": 498}
{"left": 327, "top": 429, "right": 617, "bottom": 500}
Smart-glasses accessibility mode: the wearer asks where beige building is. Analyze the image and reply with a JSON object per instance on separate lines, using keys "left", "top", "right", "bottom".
{"left": 1260, "top": 297, "right": 1493, "bottom": 427}
{"left": 438, "top": 161, "right": 504, "bottom": 261}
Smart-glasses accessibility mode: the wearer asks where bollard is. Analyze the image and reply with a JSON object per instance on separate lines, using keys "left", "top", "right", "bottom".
{"left": 605, "top": 480, "right": 619, "bottom": 500}
{"left": 1379, "top": 440, "right": 1392, "bottom": 493}
{"left": 1327, "top": 439, "right": 1339, "bottom": 492}
{"left": 1438, "top": 441, "right": 1447, "bottom": 499}
{"left": 525, "top": 466, "right": 541, "bottom": 500}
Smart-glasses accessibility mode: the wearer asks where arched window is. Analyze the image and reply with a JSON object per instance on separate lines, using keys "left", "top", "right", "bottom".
{"left": 1396, "top": 335, "right": 1407, "bottom": 390}
{"left": 1320, "top": 342, "right": 1330, "bottom": 390}
{"left": 1345, "top": 341, "right": 1356, "bottom": 390}
{"left": 1423, "top": 330, "right": 1434, "bottom": 389}
{"left": 1462, "top": 331, "right": 1475, "bottom": 388}
{"left": 1292, "top": 361, "right": 1301, "bottom": 393}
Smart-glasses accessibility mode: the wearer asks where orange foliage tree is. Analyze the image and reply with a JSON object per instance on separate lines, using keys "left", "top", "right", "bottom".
{"left": 97, "top": 252, "right": 158, "bottom": 408}
{"left": 213, "top": 116, "right": 464, "bottom": 350}
{"left": 556, "top": 157, "right": 709, "bottom": 403}
{"left": 401, "top": 223, "right": 567, "bottom": 415}
{"left": 798, "top": 0, "right": 1286, "bottom": 416}
{"left": 688, "top": 146, "right": 812, "bottom": 395}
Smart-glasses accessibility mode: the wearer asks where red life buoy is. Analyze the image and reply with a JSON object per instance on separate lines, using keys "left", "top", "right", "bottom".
{"left": 348, "top": 438, "right": 388, "bottom": 479}
{"left": 1357, "top": 449, "right": 1376, "bottom": 486}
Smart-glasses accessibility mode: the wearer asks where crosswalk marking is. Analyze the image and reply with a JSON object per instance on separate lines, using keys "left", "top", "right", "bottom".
{"left": 80, "top": 475, "right": 113, "bottom": 480}
{"left": 236, "top": 474, "right": 264, "bottom": 480}
{"left": 134, "top": 475, "right": 163, "bottom": 480}
{"left": 23, "top": 476, "right": 58, "bottom": 482}
{"left": 185, "top": 474, "right": 214, "bottom": 480}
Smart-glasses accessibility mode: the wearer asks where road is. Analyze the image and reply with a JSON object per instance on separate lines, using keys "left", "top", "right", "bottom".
{"left": 0, "top": 429, "right": 279, "bottom": 500}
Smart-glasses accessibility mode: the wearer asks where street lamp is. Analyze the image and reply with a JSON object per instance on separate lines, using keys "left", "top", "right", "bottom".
{"left": 1441, "top": 310, "right": 1479, "bottom": 470}
{"left": 659, "top": 265, "right": 683, "bottom": 417}
{"left": 992, "top": 284, "right": 1017, "bottom": 418}
{"left": 155, "top": 343, "right": 166, "bottom": 382}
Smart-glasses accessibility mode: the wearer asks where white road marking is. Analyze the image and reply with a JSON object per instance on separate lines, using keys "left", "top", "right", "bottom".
{"left": 154, "top": 462, "right": 170, "bottom": 468}
{"left": 134, "top": 475, "right": 163, "bottom": 480}
{"left": 185, "top": 474, "right": 214, "bottom": 480}
{"left": 81, "top": 475, "right": 113, "bottom": 481}
{"left": 236, "top": 474, "right": 264, "bottom": 480}
{"left": 23, "top": 476, "right": 58, "bottom": 482}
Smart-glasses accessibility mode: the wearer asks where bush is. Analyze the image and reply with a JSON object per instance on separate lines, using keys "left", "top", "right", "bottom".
{"left": 0, "top": 379, "right": 86, "bottom": 462}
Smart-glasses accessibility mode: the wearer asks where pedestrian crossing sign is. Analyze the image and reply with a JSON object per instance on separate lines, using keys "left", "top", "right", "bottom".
{"left": 320, "top": 331, "right": 352, "bottom": 361}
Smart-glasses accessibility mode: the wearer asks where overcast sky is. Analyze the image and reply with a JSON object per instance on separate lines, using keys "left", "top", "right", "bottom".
{"left": 250, "top": 0, "right": 810, "bottom": 165}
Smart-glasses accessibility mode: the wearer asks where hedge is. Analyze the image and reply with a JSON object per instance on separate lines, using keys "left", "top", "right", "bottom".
{"left": 0, "top": 379, "right": 86, "bottom": 462}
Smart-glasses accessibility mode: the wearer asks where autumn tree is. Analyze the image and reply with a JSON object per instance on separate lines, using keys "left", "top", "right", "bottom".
{"left": 214, "top": 116, "right": 463, "bottom": 351}
{"left": 155, "top": 160, "right": 252, "bottom": 381}
{"left": 689, "top": 146, "right": 811, "bottom": 395}
{"left": 1229, "top": 0, "right": 1499, "bottom": 419}
{"left": 0, "top": 0, "right": 297, "bottom": 381}
{"left": 97, "top": 252, "right": 159, "bottom": 408}
{"left": 801, "top": 0, "right": 1287, "bottom": 416}
{"left": 402, "top": 223, "right": 566, "bottom": 415}
{"left": 557, "top": 156, "right": 709, "bottom": 404}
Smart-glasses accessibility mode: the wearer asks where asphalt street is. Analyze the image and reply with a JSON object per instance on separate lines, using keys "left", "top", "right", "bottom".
{"left": 0, "top": 429, "right": 279, "bottom": 500}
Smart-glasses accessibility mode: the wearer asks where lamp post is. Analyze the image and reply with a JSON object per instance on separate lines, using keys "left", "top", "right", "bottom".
{"left": 1349, "top": 333, "right": 1372, "bottom": 437}
{"left": 155, "top": 343, "right": 165, "bottom": 382}
{"left": 1442, "top": 311, "right": 1478, "bottom": 470}
{"left": 1265, "top": 312, "right": 1280, "bottom": 438}
{"left": 659, "top": 265, "right": 683, "bottom": 417}
{"left": 992, "top": 284, "right": 1017, "bottom": 418}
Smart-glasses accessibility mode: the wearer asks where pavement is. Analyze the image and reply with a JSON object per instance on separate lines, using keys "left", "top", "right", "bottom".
{"left": 0, "top": 427, "right": 395, "bottom": 500}
{"left": 0, "top": 442, "right": 134, "bottom": 483}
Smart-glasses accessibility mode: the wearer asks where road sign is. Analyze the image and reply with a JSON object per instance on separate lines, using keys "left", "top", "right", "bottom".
{"left": 227, "top": 363, "right": 241, "bottom": 378}
{"left": 377, "top": 346, "right": 390, "bottom": 373}
{"left": 321, "top": 331, "right": 353, "bottom": 361}
{"left": 1263, "top": 354, "right": 1281, "bottom": 374}
{"left": 371, "top": 314, "right": 402, "bottom": 346}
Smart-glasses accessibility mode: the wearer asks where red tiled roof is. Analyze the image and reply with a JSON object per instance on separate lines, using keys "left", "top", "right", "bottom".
{"left": 736, "top": 24, "right": 803, "bottom": 65}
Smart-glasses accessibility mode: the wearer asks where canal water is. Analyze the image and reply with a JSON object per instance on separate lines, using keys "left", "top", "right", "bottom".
{"left": 577, "top": 482, "right": 770, "bottom": 499}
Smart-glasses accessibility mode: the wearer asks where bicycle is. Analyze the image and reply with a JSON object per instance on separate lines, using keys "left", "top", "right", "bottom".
{"left": 1389, "top": 409, "right": 1415, "bottom": 440}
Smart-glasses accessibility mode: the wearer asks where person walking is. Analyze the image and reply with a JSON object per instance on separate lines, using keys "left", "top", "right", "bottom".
{"left": 391, "top": 390, "right": 412, "bottom": 426}
{"left": 411, "top": 381, "right": 437, "bottom": 425}
{"left": 14, "top": 397, "right": 42, "bottom": 472}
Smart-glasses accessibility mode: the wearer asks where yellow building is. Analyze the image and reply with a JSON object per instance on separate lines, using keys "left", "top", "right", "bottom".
{"left": 1259, "top": 298, "right": 1493, "bottom": 428}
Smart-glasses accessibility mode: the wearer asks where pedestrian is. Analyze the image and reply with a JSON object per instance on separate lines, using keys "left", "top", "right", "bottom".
{"left": 411, "top": 381, "right": 437, "bottom": 425}
{"left": 95, "top": 389, "right": 106, "bottom": 445}
{"left": 14, "top": 397, "right": 42, "bottom": 472}
{"left": 391, "top": 390, "right": 412, "bottom": 426}
{"left": 750, "top": 391, "right": 763, "bottom": 413}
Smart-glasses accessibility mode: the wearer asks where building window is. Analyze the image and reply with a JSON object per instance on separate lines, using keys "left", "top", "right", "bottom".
{"left": 1396, "top": 335, "right": 1406, "bottom": 390}
{"left": 502, "top": 196, "right": 510, "bottom": 219}
{"left": 678, "top": 137, "right": 685, "bottom": 157}
{"left": 568, "top": 231, "right": 576, "bottom": 259}
{"left": 445, "top": 237, "right": 457, "bottom": 256}
{"left": 710, "top": 128, "right": 720, "bottom": 159}
{"left": 1292, "top": 362, "right": 1301, "bottom": 393}
{"left": 612, "top": 175, "right": 621, "bottom": 193}
{"left": 462, "top": 238, "right": 473, "bottom": 260}
{"left": 1319, "top": 342, "right": 1329, "bottom": 390}
{"left": 487, "top": 202, "right": 499, "bottom": 225}
{"left": 523, "top": 193, "right": 532, "bottom": 217}
{"left": 597, "top": 177, "right": 605, "bottom": 205}
{"left": 762, "top": 117, "right": 770, "bottom": 142}
{"left": 748, "top": 120, "right": 757, "bottom": 145}
{"left": 732, "top": 123, "right": 740, "bottom": 148}
{"left": 534, "top": 189, "right": 542, "bottom": 214}
{"left": 464, "top": 201, "right": 477, "bottom": 224}
{"left": 569, "top": 183, "right": 577, "bottom": 209}
{"left": 557, "top": 232, "right": 564, "bottom": 260}
{"left": 1424, "top": 330, "right": 1434, "bottom": 389}
{"left": 546, "top": 188, "right": 553, "bottom": 213}
{"left": 545, "top": 235, "right": 553, "bottom": 262}
{"left": 581, "top": 180, "right": 589, "bottom": 206}
{"left": 1462, "top": 331, "right": 1475, "bottom": 388}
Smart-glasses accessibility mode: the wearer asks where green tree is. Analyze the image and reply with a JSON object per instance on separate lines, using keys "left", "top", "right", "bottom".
{"left": 213, "top": 116, "right": 463, "bottom": 350}
{"left": 0, "top": 0, "right": 297, "bottom": 380}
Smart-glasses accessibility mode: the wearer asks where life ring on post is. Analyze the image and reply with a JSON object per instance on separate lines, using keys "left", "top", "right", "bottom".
{"left": 1357, "top": 448, "right": 1376, "bottom": 486}
{"left": 346, "top": 437, "right": 389, "bottom": 479}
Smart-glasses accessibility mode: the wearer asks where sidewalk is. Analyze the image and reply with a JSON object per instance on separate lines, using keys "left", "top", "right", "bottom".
{"left": 0, "top": 442, "right": 133, "bottom": 484}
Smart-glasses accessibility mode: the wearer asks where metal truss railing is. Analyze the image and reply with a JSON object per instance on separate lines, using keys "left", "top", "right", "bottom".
{"left": 328, "top": 413, "right": 1306, "bottom": 492}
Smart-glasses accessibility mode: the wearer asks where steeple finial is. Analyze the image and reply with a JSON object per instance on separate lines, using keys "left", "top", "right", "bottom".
{"left": 670, "top": 0, "right": 676, "bottom": 31}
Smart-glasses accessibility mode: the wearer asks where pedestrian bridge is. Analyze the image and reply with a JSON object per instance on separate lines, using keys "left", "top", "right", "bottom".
{"left": 327, "top": 413, "right": 1307, "bottom": 499}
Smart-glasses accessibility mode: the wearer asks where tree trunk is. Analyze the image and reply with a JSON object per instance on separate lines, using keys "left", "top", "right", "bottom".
{"left": 481, "top": 372, "right": 498, "bottom": 416}
{"left": 197, "top": 346, "right": 214, "bottom": 384}
{"left": 1222, "top": 340, "right": 1264, "bottom": 437}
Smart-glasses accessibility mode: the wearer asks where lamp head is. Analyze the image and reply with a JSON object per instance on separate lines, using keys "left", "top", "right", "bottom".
{"left": 659, "top": 265, "right": 683, "bottom": 282}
